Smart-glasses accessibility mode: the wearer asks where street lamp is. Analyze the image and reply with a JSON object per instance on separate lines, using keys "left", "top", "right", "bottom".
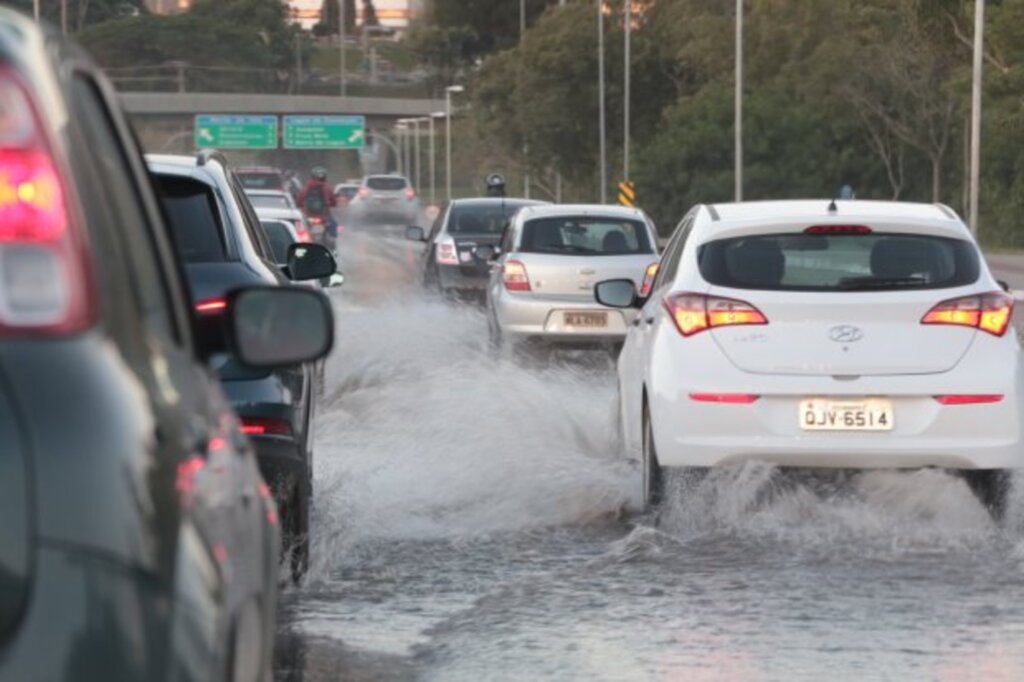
{"left": 338, "top": 0, "right": 347, "bottom": 96}
{"left": 430, "top": 112, "right": 445, "bottom": 204}
{"left": 623, "top": 0, "right": 632, "bottom": 182}
{"left": 969, "top": 0, "right": 985, "bottom": 235}
{"left": 735, "top": 0, "right": 743, "bottom": 202}
{"left": 409, "top": 117, "right": 430, "bottom": 196}
{"left": 445, "top": 85, "right": 464, "bottom": 201}
{"left": 395, "top": 122, "right": 409, "bottom": 176}
{"left": 597, "top": 0, "right": 607, "bottom": 203}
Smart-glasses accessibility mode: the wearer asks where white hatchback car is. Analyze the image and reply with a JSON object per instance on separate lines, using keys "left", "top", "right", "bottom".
{"left": 596, "top": 200, "right": 1021, "bottom": 516}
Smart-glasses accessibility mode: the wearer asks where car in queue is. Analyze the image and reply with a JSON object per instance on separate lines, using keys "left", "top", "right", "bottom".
{"left": 147, "top": 152, "right": 337, "bottom": 581}
{"left": 406, "top": 197, "right": 548, "bottom": 302}
{"left": 236, "top": 165, "right": 288, "bottom": 192}
{"left": 333, "top": 181, "right": 360, "bottom": 208}
{"left": 247, "top": 190, "right": 314, "bottom": 244}
{"left": 259, "top": 218, "right": 345, "bottom": 290}
{"left": 0, "top": 10, "right": 332, "bottom": 680}
{"left": 484, "top": 204, "right": 660, "bottom": 351}
{"left": 595, "top": 200, "right": 1022, "bottom": 517}
{"left": 349, "top": 174, "right": 419, "bottom": 224}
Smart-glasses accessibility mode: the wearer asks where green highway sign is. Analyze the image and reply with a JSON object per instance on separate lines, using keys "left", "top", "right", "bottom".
{"left": 283, "top": 115, "right": 365, "bottom": 150}
{"left": 194, "top": 115, "right": 277, "bottom": 149}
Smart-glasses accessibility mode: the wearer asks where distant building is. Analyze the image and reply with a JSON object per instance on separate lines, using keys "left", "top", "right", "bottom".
{"left": 144, "top": 0, "right": 191, "bottom": 14}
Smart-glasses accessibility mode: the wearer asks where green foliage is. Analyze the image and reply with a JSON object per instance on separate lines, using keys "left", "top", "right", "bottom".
{"left": 315, "top": 0, "right": 357, "bottom": 36}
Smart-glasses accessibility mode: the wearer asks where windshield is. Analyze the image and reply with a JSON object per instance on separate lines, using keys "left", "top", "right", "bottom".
{"left": 153, "top": 175, "right": 227, "bottom": 263}
{"left": 448, "top": 203, "right": 533, "bottom": 235}
{"left": 248, "top": 193, "right": 292, "bottom": 210}
{"left": 237, "top": 172, "right": 283, "bottom": 190}
{"left": 698, "top": 233, "right": 980, "bottom": 291}
{"left": 260, "top": 220, "right": 293, "bottom": 263}
{"left": 520, "top": 216, "right": 653, "bottom": 255}
{"left": 366, "top": 177, "right": 407, "bottom": 191}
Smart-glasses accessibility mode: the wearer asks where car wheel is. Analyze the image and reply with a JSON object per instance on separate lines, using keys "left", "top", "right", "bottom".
{"left": 961, "top": 469, "right": 1011, "bottom": 520}
{"left": 641, "top": 403, "right": 665, "bottom": 511}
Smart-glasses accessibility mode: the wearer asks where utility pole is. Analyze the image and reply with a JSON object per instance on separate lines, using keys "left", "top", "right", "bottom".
{"left": 445, "top": 85, "right": 464, "bottom": 201}
{"left": 623, "top": 0, "right": 631, "bottom": 182}
{"left": 61, "top": 0, "right": 67, "bottom": 34}
{"left": 734, "top": 0, "right": 743, "bottom": 202}
{"left": 33, "top": 0, "right": 39, "bottom": 21}
{"left": 969, "top": 0, "right": 985, "bottom": 235}
{"left": 412, "top": 118, "right": 422, "bottom": 194}
{"left": 430, "top": 112, "right": 443, "bottom": 204}
{"left": 338, "top": 0, "right": 347, "bottom": 96}
{"left": 520, "top": 0, "right": 531, "bottom": 198}
{"left": 597, "top": 0, "right": 607, "bottom": 203}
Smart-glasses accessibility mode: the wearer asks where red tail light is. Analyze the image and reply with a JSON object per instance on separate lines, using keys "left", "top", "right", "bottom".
{"left": 639, "top": 262, "right": 659, "bottom": 297}
{"left": 934, "top": 394, "right": 1004, "bottom": 405}
{"left": 309, "top": 216, "right": 324, "bottom": 225}
{"left": 357, "top": 187, "right": 370, "bottom": 198}
{"left": 921, "top": 291, "right": 1013, "bottom": 337}
{"left": 293, "top": 220, "right": 311, "bottom": 243}
{"left": 503, "top": 259, "right": 531, "bottom": 292}
{"left": 0, "top": 69, "right": 94, "bottom": 336}
{"left": 689, "top": 393, "right": 760, "bottom": 404}
{"left": 804, "top": 225, "right": 872, "bottom": 234}
{"left": 436, "top": 239, "right": 459, "bottom": 266}
{"left": 239, "top": 416, "right": 293, "bottom": 437}
{"left": 663, "top": 293, "right": 767, "bottom": 337}
{"left": 195, "top": 297, "right": 227, "bottom": 315}
{"left": 404, "top": 188, "right": 416, "bottom": 200}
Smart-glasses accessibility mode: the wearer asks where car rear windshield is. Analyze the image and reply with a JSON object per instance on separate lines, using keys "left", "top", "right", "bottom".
{"left": 260, "top": 221, "right": 293, "bottom": 264}
{"left": 520, "top": 217, "right": 653, "bottom": 255}
{"left": 366, "top": 177, "right": 407, "bottom": 191}
{"left": 448, "top": 203, "right": 531, "bottom": 235}
{"left": 698, "top": 232, "right": 981, "bottom": 291}
{"left": 153, "top": 175, "right": 227, "bottom": 263}
{"left": 248, "top": 194, "right": 291, "bottom": 209}
{"left": 238, "top": 172, "right": 283, "bottom": 190}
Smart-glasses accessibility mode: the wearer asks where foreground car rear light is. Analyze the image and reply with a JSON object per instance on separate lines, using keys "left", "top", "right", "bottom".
{"left": 689, "top": 393, "right": 760, "bottom": 404}
{"left": 639, "top": 262, "right": 659, "bottom": 297}
{"left": 195, "top": 297, "right": 227, "bottom": 315}
{"left": 239, "top": 416, "right": 293, "bottom": 437}
{"left": 0, "top": 70, "right": 94, "bottom": 336}
{"left": 663, "top": 293, "right": 767, "bottom": 337}
{"left": 503, "top": 259, "right": 531, "bottom": 292}
{"left": 921, "top": 291, "right": 1013, "bottom": 337}
{"left": 934, "top": 394, "right": 1004, "bottom": 405}
{"left": 436, "top": 238, "right": 459, "bottom": 265}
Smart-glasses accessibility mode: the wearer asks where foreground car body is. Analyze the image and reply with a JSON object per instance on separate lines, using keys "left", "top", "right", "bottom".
{"left": 487, "top": 204, "right": 660, "bottom": 348}
{"left": 600, "top": 200, "right": 1022, "bottom": 514}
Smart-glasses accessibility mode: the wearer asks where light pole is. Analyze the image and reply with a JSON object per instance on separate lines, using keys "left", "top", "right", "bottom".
{"left": 445, "top": 85, "right": 464, "bottom": 201}
{"left": 411, "top": 118, "right": 426, "bottom": 195}
{"left": 734, "top": 0, "right": 743, "bottom": 202}
{"left": 338, "top": 0, "right": 347, "bottom": 96}
{"left": 395, "top": 122, "right": 408, "bottom": 176}
{"left": 623, "top": 0, "right": 632, "bottom": 182}
{"left": 33, "top": 0, "right": 39, "bottom": 21}
{"left": 430, "top": 112, "right": 444, "bottom": 204}
{"left": 520, "top": 0, "right": 530, "bottom": 198}
{"left": 969, "top": 0, "right": 985, "bottom": 235}
{"left": 597, "top": 0, "right": 607, "bottom": 203}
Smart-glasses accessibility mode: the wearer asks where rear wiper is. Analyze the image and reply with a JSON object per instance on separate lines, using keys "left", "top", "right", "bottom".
{"left": 838, "top": 276, "right": 927, "bottom": 290}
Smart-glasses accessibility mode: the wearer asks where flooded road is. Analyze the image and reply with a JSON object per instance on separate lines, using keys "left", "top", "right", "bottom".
{"left": 275, "top": 220, "right": 1024, "bottom": 681}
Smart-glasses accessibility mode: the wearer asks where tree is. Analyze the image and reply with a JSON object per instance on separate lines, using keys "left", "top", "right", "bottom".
{"left": 362, "top": 0, "right": 379, "bottom": 27}
{"left": 316, "top": 0, "right": 356, "bottom": 36}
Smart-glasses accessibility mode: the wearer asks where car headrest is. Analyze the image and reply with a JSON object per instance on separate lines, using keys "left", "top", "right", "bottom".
{"left": 870, "top": 237, "right": 939, "bottom": 279}
{"left": 726, "top": 238, "right": 785, "bottom": 287}
{"left": 602, "top": 231, "right": 628, "bottom": 253}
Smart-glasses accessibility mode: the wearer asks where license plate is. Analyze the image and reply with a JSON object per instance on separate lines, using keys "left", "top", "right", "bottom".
{"left": 459, "top": 251, "right": 473, "bottom": 263}
{"left": 800, "top": 398, "right": 893, "bottom": 431}
{"left": 564, "top": 312, "right": 607, "bottom": 328}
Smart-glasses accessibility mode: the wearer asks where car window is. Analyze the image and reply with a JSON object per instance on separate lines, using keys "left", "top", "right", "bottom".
{"left": 260, "top": 221, "right": 294, "bottom": 264}
{"left": 69, "top": 75, "right": 178, "bottom": 340}
{"left": 237, "top": 172, "right": 283, "bottom": 190}
{"left": 229, "top": 174, "right": 276, "bottom": 261}
{"left": 698, "top": 233, "right": 981, "bottom": 291}
{"left": 652, "top": 211, "right": 695, "bottom": 292}
{"left": 153, "top": 175, "right": 228, "bottom": 263}
{"left": 248, "top": 194, "right": 292, "bottom": 210}
{"left": 448, "top": 203, "right": 530, "bottom": 235}
{"left": 519, "top": 216, "right": 653, "bottom": 255}
{"left": 367, "top": 177, "right": 408, "bottom": 191}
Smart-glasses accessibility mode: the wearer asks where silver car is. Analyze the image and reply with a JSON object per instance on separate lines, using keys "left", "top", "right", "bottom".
{"left": 485, "top": 204, "right": 661, "bottom": 349}
{"left": 349, "top": 174, "right": 420, "bottom": 224}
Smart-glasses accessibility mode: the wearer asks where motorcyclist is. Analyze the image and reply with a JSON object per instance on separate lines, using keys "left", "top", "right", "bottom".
{"left": 297, "top": 167, "right": 338, "bottom": 251}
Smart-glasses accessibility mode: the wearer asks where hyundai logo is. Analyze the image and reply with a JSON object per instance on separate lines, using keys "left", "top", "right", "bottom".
{"left": 828, "top": 325, "right": 864, "bottom": 343}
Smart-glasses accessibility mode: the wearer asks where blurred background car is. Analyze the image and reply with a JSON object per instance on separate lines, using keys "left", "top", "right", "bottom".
{"left": 485, "top": 205, "right": 661, "bottom": 352}
{"left": 349, "top": 174, "right": 419, "bottom": 224}
{"left": 148, "top": 151, "right": 336, "bottom": 581}
{"left": 406, "top": 197, "right": 548, "bottom": 302}
{"left": 236, "top": 165, "right": 288, "bottom": 192}
{"left": 247, "top": 189, "right": 313, "bottom": 244}
{"left": 0, "top": 12, "right": 329, "bottom": 680}
{"left": 333, "top": 181, "right": 360, "bottom": 208}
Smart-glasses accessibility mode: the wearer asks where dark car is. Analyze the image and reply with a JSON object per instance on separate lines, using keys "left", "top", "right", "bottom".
{"left": 148, "top": 152, "right": 336, "bottom": 580}
{"left": 406, "top": 198, "right": 549, "bottom": 301}
{"left": 0, "top": 11, "right": 332, "bottom": 680}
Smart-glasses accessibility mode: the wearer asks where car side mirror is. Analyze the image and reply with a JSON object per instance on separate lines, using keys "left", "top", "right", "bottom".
{"left": 595, "top": 279, "right": 639, "bottom": 308}
{"left": 227, "top": 287, "right": 333, "bottom": 368}
{"left": 406, "top": 226, "right": 426, "bottom": 242}
{"left": 998, "top": 279, "right": 1011, "bottom": 293}
{"left": 474, "top": 245, "right": 500, "bottom": 261}
{"left": 287, "top": 243, "right": 336, "bottom": 281}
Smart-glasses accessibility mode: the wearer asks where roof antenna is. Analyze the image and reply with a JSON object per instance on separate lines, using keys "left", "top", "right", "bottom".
{"left": 827, "top": 198, "right": 838, "bottom": 214}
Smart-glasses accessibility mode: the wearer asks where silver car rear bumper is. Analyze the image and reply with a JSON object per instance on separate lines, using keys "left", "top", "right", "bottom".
{"left": 493, "top": 292, "right": 637, "bottom": 342}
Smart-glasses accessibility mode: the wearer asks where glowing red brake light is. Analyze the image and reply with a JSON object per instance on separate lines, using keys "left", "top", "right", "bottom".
{"left": 921, "top": 291, "right": 1013, "bottom": 337}
{"left": 357, "top": 187, "right": 370, "bottom": 198}
{"left": 689, "top": 393, "right": 760, "bottom": 404}
{"left": 194, "top": 297, "right": 227, "bottom": 315}
{"left": 934, "top": 394, "right": 1004, "bottom": 405}
{"left": 404, "top": 188, "right": 416, "bottom": 200}
{"left": 662, "top": 293, "right": 767, "bottom": 337}
{"left": 502, "top": 259, "right": 531, "bottom": 292}
{"left": 293, "top": 220, "right": 311, "bottom": 243}
{"left": 639, "top": 262, "right": 659, "bottom": 297}
{"left": 239, "top": 417, "right": 293, "bottom": 437}
{"left": 0, "top": 70, "right": 94, "bottom": 337}
{"left": 804, "top": 225, "right": 872, "bottom": 234}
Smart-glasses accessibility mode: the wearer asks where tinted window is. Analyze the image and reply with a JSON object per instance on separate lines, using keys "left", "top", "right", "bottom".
{"left": 448, "top": 203, "right": 530, "bottom": 235}
{"left": 260, "top": 221, "right": 294, "bottom": 263}
{"left": 520, "top": 217, "right": 653, "bottom": 256}
{"left": 153, "top": 175, "right": 227, "bottom": 263}
{"left": 367, "top": 177, "right": 408, "bottom": 191}
{"left": 698, "top": 233, "right": 980, "bottom": 291}
{"left": 248, "top": 194, "right": 292, "bottom": 210}
{"left": 337, "top": 186, "right": 358, "bottom": 199}
{"left": 237, "top": 172, "right": 283, "bottom": 190}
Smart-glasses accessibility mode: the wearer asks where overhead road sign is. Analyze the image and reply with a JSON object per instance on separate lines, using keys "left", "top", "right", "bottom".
{"left": 618, "top": 179, "right": 635, "bottom": 208}
{"left": 283, "top": 115, "right": 366, "bottom": 149}
{"left": 194, "top": 115, "right": 277, "bottom": 149}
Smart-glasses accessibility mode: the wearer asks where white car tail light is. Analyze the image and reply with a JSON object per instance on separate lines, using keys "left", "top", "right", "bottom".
{"left": 502, "top": 259, "right": 530, "bottom": 292}
{"left": 639, "top": 262, "right": 659, "bottom": 297}
{"left": 663, "top": 292, "right": 767, "bottom": 337}
{"left": 0, "top": 70, "right": 94, "bottom": 336}
{"left": 689, "top": 393, "right": 760, "bottom": 404}
{"left": 357, "top": 187, "right": 370, "bottom": 198}
{"left": 921, "top": 291, "right": 1013, "bottom": 337}
{"left": 934, "top": 394, "right": 1004, "bottom": 405}
{"left": 435, "top": 237, "right": 459, "bottom": 265}
{"left": 404, "top": 188, "right": 415, "bottom": 201}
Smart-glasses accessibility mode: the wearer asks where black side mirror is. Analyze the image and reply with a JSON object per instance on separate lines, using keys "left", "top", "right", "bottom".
{"left": 998, "top": 279, "right": 1011, "bottom": 293}
{"left": 227, "top": 287, "right": 334, "bottom": 368}
{"left": 406, "top": 226, "right": 426, "bottom": 242}
{"left": 595, "top": 279, "right": 640, "bottom": 308}
{"left": 474, "top": 245, "right": 500, "bottom": 261}
{"left": 287, "top": 243, "right": 336, "bottom": 281}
